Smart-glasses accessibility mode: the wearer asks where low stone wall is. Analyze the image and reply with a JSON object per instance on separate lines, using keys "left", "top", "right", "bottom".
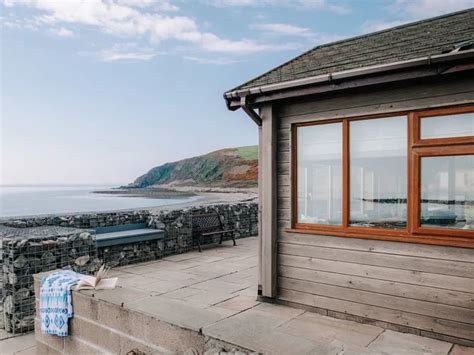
{"left": 2, "top": 210, "right": 151, "bottom": 229}
{"left": 0, "top": 226, "right": 98, "bottom": 334}
{"left": 0, "top": 202, "right": 258, "bottom": 334}
{"left": 99, "top": 202, "right": 258, "bottom": 267}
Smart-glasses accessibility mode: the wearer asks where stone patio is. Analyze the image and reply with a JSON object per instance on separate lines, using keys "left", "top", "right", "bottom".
{"left": 6, "top": 236, "right": 474, "bottom": 354}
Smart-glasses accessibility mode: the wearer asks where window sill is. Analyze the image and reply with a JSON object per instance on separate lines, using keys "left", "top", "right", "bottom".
{"left": 284, "top": 227, "right": 474, "bottom": 248}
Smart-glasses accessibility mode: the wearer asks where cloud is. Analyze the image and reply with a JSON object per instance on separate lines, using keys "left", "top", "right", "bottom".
{"left": 0, "top": 14, "right": 40, "bottom": 31}
{"left": 361, "top": 20, "right": 408, "bottom": 33}
{"left": 207, "top": 0, "right": 258, "bottom": 6}
{"left": 4, "top": 0, "right": 301, "bottom": 55}
{"left": 361, "top": 0, "right": 473, "bottom": 36}
{"left": 253, "top": 22, "right": 345, "bottom": 45}
{"left": 182, "top": 55, "right": 240, "bottom": 65}
{"left": 177, "top": 31, "right": 303, "bottom": 53}
{"left": 116, "top": 0, "right": 179, "bottom": 12}
{"left": 205, "top": 0, "right": 351, "bottom": 14}
{"left": 391, "top": 0, "right": 474, "bottom": 18}
{"left": 50, "top": 27, "right": 74, "bottom": 37}
{"left": 298, "top": 0, "right": 350, "bottom": 14}
{"left": 95, "top": 43, "right": 157, "bottom": 62}
{"left": 326, "top": 3, "right": 350, "bottom": 15}
{"left": 252, "top": 23, "right": 312, "bottom": 36}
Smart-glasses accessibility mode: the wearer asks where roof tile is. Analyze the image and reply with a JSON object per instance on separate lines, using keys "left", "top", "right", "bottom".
{"left": 229, "top": 9, "right": 474, "bottom": 91}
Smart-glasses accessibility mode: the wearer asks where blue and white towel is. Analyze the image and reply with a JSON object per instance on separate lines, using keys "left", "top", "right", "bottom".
{"left": 39, "top": 270, "right": 81, "bottom": 336}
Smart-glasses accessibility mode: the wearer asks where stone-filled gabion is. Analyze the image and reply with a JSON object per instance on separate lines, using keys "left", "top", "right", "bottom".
{"left": 0, "top": 226, "right": 99, "bottom": 334}
{"left": 2, "top": 210, "right": 151, "bottom": 229}
{"left": 0, "top": 203, "right": 258, "bottom": 334}
{"left": 97, "top": 202, "right": 258, "bottom": 268}
{"left": 148, "top": 202, "right": 259, "bottom": 256}
{"left": 99, "top": 239, "right": 165, "bottom": 268}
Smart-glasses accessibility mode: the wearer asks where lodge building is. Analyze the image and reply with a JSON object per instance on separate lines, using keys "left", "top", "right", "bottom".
{"left": 224, "top": 9, "right": 474, "bottom": 345}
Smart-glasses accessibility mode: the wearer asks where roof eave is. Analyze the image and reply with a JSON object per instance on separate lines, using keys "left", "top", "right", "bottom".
{"left": 224, "top": 50, "right": 474, "bottom": 111}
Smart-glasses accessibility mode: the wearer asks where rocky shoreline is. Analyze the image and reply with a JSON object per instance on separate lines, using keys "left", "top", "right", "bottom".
{"left": 93, "top": 186, "right": 258, "bottom": 214}
{"left": 93, "top": 187, "right": 196, "bottom": 199}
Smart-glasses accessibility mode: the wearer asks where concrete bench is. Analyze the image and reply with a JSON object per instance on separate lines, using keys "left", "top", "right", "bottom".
{"left": 94, "top": 223, "right": 165, "bottom": 248}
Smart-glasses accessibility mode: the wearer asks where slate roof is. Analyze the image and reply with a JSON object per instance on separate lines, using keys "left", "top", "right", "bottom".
{"left": 231, "top": 9, "right": 474, "bottom": 91}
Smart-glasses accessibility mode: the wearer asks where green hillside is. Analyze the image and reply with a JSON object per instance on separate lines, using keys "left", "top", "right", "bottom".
{"left": 130, "top": 146, "right": 258, "bottom": 188}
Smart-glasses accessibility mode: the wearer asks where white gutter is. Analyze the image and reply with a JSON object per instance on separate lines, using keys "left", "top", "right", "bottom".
{"left": 224, "top": 49, "right": 474, "bottom": 103}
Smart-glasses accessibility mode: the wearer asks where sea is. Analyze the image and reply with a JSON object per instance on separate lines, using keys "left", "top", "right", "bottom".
{"left": 0, "top": 185, "right": 198, "bottom": 218}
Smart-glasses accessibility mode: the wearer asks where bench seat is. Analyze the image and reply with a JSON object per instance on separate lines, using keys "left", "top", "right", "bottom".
{"left": 192, "top": 211, "right": 236, "bottom": 252}
{"left": 94, "top": 223, "right": 164, "bottom": 248}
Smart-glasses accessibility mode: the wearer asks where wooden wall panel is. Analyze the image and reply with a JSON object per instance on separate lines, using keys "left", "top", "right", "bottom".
{"left": 273, "top": 75, "right": 474, "bottom": 342}
{"left": 261, "top": 104, "right": 278, "bottom": 297}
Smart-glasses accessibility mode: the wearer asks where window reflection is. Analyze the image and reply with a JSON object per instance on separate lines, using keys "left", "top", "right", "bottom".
{"left": 421, "top": 112, "right": 474, "bottom": 139}
{"left": 297, "top": 123, "right": 342, "bottom": 225}
{"left": 421, "top": 155, "right": 474, "bottom": 230}
{"left": 350, "top": 116, "right": 407, "bottom": 229}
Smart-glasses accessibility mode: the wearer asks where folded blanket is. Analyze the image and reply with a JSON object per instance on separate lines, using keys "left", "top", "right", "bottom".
{"left": 39, "top": 270, "right": 81, "bottom": 336}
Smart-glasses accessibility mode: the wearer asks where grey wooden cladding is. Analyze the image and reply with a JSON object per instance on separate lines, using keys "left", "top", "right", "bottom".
{"left": 278, "top": 254, "right": 473, "bottom": 293}
{"left": 278, "top": 277, "right": 474, "bottom": 325}
{"left": 281, "top": 232, "right": 474, "bottom": 262}
{"left": 278, "top": 288, "right": 474, "bottom": 341}
{"left": 279, "top": 265, "right": 474, "bottom": 309}
{"left": 279, "top": 242, "right": 474, "bottom": 278}
{"left": 278, "top": 234, "right": 474, "bottom": 341}
{"left": 272, "top": 76, "right": 474, "bottom": 342}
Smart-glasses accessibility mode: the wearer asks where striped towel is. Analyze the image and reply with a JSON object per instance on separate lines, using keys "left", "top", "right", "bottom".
{"left": 39, "top": 270, "right": 81, "bottom": 336}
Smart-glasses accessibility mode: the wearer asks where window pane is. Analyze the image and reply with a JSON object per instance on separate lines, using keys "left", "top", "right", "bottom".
{"left": 350, "top": 116, "right": 407, "bottom": 229}
{"left": 297, "top": 123, "right": 342, "bottom": 225}
{"left": 421, "top": 112, "right": 474, "bottom": 139}
{"left": 421, "top": 155, "right": 474, "bottom": 230}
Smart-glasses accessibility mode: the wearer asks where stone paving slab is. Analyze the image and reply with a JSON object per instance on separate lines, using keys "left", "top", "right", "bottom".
{"left": 202, "top": 304, "right": 457, "bottom": 355}
{"left": 0, "top": 334, "right": 36, "bottom": 355}
{"left": 80, "top": 286, "right": 156, "bottom": 305}
{"left": 203, "top": 307, "right": 321, "bottom": 354}
{"left": 160, "top": 286, "right": 203, "bottom": 300}
{"left": 127, "top": 296, "right": 227, "bottom": 332}
{"left": 0, "top": 330, "right": 11, "bottom": 341}
{"left": 162, "top": 252, "right": 201, "bottom": 262}
{"left": 451, "top": 345, "right": 474, "bottom": 355}
{"left": 179, "top": 288, "right": 240, "bottom": 308}
{"left": 190, "top": 279, "right": 250, "bottom": 293}
{"left": 367, "top": 330, "right": 453, "bottom": 355}
{"left": 276, "top": 310, "right": 384, "bottom": 348}
{"left": 210, "top": 294, "right": 260, "bottom": 313}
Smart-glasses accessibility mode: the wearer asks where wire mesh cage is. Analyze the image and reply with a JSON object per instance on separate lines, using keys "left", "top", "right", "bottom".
{"left": 0, "top": 226, "right": 99, "bottom": 335}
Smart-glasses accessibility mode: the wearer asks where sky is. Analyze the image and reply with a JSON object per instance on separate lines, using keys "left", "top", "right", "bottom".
{"left": 1, "top": 0, "right": 473, "bottom": 185}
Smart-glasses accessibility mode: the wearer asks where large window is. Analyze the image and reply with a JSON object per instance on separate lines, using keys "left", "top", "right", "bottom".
{"left": 297, "top": 123, "right": 342, "bottom": 225}
{"left": 420, "top": 155, "right": 473, "bottom": 230}
{"left": 349, "top": 116, "right": 407, "bottom": 229}
{"left": 292, "top": 105, "right": 474, "bottom": 247}
{"left": 420, "top": 112, "right": 474, "bottom": 139}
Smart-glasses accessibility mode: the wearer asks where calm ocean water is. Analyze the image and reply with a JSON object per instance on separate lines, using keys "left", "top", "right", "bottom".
{"left": 0, "top": 185, "right": 197, "bottom": 218}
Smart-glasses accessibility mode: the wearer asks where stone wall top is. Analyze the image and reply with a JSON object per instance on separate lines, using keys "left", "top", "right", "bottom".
{"left": 0, "top": 201, "right": 258, "bottom": 229}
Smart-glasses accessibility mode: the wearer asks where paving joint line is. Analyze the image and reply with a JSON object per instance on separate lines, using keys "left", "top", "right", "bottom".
{"left": 275, "top": 310, "right": 307, "bottom": 331}
{"left": 365, "top": 329, "right": 385, "bottom": 348}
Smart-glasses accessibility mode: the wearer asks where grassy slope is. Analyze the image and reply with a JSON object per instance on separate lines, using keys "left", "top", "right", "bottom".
{"left": 131, "top": 145, "right": 258, "bottom": 188}
{"left": 236, "top": 146, "right": 258, "bottom": 160}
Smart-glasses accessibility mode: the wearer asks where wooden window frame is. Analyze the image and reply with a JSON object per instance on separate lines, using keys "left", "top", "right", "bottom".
{"left": 413, "top": 105, "right": 474, "bottom": 147}
{"left": 288, "top": 105, "right": 474, "bottom": 248}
